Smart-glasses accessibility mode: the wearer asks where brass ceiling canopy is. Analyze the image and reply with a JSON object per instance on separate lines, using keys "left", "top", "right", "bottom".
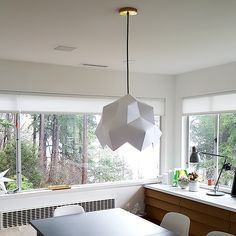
{"left": 119, "top": 7, "right": 138, "bottom": 16}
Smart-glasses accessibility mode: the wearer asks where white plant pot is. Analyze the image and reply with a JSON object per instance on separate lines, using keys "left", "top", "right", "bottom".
{"left": 189, "top": 181, "right": 199, "bottom": 192}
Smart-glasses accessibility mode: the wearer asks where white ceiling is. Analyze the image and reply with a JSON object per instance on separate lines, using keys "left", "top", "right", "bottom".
{"left": 1, "top": 0, "right": 236, "bottom": 75}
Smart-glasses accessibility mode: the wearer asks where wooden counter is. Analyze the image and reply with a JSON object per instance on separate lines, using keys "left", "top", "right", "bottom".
{"left": 144, "top": 184, "right": 236, "bottom": 236}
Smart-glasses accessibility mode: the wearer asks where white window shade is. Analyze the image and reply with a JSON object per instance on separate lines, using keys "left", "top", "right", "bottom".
{"left": 0, "top": 94, "right": 19, "bottom": 112}
{"left": 19, "top": 95, "right": 116, "bottom": 114}
{"left": 139, "top": 98, "right": 165, "bottom": 116}
{"left": 183, "top": 93, "right": 236, "bottom": 115}
{"left": 0, "top": 93, "right": 165, "bottom": 115}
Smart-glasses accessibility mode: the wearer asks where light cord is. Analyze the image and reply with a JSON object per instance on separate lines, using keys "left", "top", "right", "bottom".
{"left": 126, "top": 12, "right": 130, "bottom": 94}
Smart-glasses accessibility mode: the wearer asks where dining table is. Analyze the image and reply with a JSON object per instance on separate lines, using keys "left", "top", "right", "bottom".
{"left": 30, "top": 208, "right": 178, "bottom": 236}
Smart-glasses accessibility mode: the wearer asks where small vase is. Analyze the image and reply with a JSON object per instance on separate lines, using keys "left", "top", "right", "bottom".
{"left": 208, "top": 179, "right": 214, "bottom": 186}
{"left": 189, "top": 181, "right": 199, "bottom": 192}
{"left": 178, "top": 180, "right": 189, "bottom": 189}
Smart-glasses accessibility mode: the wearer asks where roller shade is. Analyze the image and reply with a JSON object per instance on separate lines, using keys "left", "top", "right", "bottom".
{"left": 0, "top": 93, "right": 165, "bottom": 115}
{"left": 139, "top": 97, "right": 165, "bottom": 116}
{"left": 182, "top": 93, "right": 236, "bottom": 115}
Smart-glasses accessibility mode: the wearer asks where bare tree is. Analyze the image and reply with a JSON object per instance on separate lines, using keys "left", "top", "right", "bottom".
{"left": 32, "top": 114, "right": 37, "bottom": 148}
{"left": 81, "top": 114, "right": 88, "bottom": 184}
{"left": 39, "top": 114, "right": 46, "bottom": 171}
{"left": 48, "top": 115, "right": 60, "bottom": 183}
{"left": 3, "top": 113, "right": 13, "bottom": 148}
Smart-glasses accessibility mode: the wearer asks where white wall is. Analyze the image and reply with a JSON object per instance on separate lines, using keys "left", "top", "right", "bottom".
{"left": 0, "top": 183, "right": 144, "bottom": 213}
{"left": 0, "top": 59, "right": 174, "bottom": 98}
{"left": 175, "top": 62, "right": 236, "bottom": 167}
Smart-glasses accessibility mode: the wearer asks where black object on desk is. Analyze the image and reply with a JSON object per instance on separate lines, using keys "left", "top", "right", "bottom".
{"left": 231, "top": 168, "right": 236, "bottom": 197}
{"left": 30, "top": 208, "right": 177, "bottom": 236}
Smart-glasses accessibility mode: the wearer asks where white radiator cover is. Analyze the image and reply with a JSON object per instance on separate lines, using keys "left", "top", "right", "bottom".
{"left": 0, "top": 198, "right": 115, "bottom": 229}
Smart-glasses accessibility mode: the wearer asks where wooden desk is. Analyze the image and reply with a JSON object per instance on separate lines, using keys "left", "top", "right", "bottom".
{"left": 30, "top": 208, "right": 177, "bottom": 236}
{"left": 145, "top": 185, "right": 236, "bottom": 236}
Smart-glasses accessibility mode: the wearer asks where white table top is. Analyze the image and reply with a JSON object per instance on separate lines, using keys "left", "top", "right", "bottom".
{"left": 145, "top": 184, "right": 236, "bottom": 212}
{"left": 30, "top": 208, "right": 178, "bottom": 236}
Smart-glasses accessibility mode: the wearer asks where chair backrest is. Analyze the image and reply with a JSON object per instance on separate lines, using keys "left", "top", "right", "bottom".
{"left": 207, "top": 231, "right": 234, "bottom": 236}
{"left": 160, "top": 212, "right": 190, "bottom": 236}
{"left": 53, "top": 205, "right": 85, "bottom": 217}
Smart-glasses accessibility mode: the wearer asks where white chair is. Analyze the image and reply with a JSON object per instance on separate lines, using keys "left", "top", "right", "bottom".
{"left": 207, "top": 231, "right": 234, "bottom": 236}
{"left": 160, "top": 212, "right": 190, "bottom": 236}
{"left": 53, "top": 205, "right": 85, "bottom": 217}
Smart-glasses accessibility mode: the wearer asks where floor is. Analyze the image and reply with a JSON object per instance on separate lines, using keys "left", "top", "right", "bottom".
{"left": 0, "top": 225, "right": 36, "bottom": 236}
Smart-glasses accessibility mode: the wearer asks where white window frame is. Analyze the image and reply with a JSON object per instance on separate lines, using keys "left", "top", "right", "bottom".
{"left": 0, "top": 92, "right": 165, "bottom": 192}
{"left": 182, "top": 91, "right": 236, "bottom": 190}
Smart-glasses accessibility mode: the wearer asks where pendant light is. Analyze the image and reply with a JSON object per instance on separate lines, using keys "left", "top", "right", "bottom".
{"left": 95, "top": 7, "right": 162, "bottom": 151}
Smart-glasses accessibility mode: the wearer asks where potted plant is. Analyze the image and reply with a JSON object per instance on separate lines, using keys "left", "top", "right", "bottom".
{"left": 188, "top": 171, "right": 199, "bottom": 192}
{"left": 178, "top": 176, "right": 190, "bottom": 189}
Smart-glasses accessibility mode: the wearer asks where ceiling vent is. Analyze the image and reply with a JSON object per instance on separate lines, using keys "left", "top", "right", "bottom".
{"left": 81, "top": 63, "right": 108, "bottom": 68}
{"left": 54, "top": 45, "right": 77, "bottom": 52}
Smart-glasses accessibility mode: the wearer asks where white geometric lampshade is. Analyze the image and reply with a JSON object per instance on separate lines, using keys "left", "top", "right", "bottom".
{"left": 95, "top": 94, "right": 162, "bottom": 151}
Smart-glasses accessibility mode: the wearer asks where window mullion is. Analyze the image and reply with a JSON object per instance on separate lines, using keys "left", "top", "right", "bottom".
{"left": 16, "top": 113, "right": 22, "bottom": 192}
{"left": 186, "top": 116, "right": 190, "bottom": 167}
{"left": 214, "top": 114, "right": 220, "bottom": 180}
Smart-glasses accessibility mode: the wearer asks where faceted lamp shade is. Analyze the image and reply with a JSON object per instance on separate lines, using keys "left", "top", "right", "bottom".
{"left": 95, "top": 94, "right": 162, "bottom": 151}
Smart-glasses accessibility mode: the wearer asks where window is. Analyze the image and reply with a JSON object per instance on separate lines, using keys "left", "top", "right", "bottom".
{"left": 0, "top": 94, "right": 164, "bottom": 192}
{"left": 188, "top": 113, "right": 236, "bottom": 188}
{"left": 183, "top": 93, "right": 236, "bottom": 189}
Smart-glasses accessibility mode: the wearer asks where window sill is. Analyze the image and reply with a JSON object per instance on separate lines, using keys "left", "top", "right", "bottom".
{"left": 0, "top": 179, "right": 158, "bottom": 200}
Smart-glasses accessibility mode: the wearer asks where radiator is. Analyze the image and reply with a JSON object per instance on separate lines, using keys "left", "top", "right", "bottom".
{"left": 0, "top": 198, "right": 115, "bottom": 229}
